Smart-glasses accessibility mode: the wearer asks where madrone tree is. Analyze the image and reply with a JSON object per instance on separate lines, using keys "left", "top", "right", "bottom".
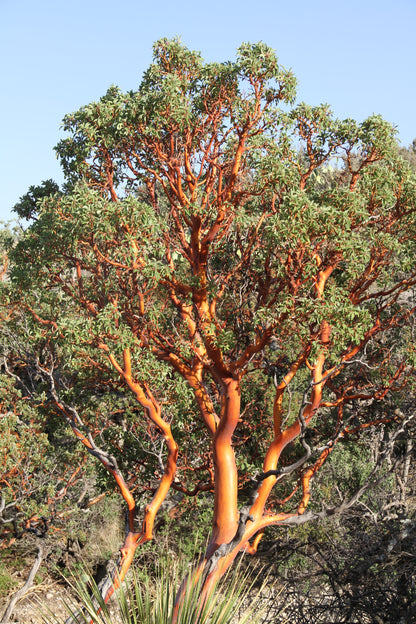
{"left": 7, "top": 38, "right": 416, "bottom": 611}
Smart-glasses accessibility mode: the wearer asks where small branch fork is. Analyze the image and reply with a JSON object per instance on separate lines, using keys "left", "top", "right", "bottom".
{"left": 38, "top": 360, "right": 123, "bottom": 478}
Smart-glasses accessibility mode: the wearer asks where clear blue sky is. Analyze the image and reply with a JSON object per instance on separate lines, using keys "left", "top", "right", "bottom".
{"left": 1, "top": 0, "right": 415, "bottom": 222}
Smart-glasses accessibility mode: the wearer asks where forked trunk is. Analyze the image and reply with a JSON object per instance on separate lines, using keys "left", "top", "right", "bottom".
{"left": 172, "top": 376, "right": 241, "bottom": 622}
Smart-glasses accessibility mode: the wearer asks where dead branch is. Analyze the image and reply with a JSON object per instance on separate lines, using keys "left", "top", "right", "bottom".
{"left": 0, "top": 545, "right": 43, "bottom": 623}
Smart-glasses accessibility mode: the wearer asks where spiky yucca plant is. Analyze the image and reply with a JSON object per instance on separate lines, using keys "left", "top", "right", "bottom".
{"left": 41, "top": 556, "right": 265, "bottom": 624}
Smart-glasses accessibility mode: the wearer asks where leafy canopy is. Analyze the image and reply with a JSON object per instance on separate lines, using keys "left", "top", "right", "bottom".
{"left": 4, "top": 38, "right": 416, "bottom": 590}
